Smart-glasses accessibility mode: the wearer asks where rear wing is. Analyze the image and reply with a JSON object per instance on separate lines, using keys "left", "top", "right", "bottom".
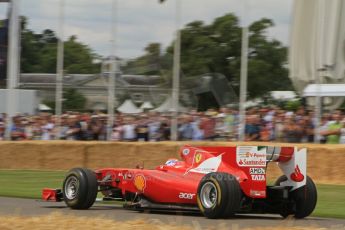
{"left": 235, "top": 146, "right": 307, "bottom": 191}
{"left": 274, "top": 147, "right": 307, "bottom": 190}
{"left": 179, "top": 145, "right": 307, "bottom": 191}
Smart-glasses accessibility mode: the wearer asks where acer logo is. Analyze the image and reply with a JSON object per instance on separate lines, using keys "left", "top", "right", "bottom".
{"left": 179, "top": 192, "right": 195, "bottom": 199}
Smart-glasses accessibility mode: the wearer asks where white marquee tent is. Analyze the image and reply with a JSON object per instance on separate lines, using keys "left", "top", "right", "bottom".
{"left": 289, "top": 0, "right": 345, "bottom": 93}
{"left": 153, "top": 96, "right": 188, "bottom": 113}
{"left": 117, "top": 99, "right": 143, "bottom": 114}
{"left": 140, "top": 101, "right": 154, "bottom": 110}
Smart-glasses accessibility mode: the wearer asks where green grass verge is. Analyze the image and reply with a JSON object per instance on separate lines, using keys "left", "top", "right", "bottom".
{"left": 313, "top": 184, "right": 345, "bottom": 219}
{"left": 0, "top": 170, "right": 66, "bottom": 199}
{"left": 0, "top": 170, "right": 344, "bottom": 218}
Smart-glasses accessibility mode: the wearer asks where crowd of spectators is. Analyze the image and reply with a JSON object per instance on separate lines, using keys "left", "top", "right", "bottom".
{"left": 1, "top": 106, "right": 345, "bottom": 143}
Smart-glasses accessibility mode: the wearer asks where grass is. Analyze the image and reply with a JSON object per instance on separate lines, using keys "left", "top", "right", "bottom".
{"left": 313, "top": 184, "right": 345, "bottom": 219}
{"left": 0, "top": 170, "right": 344, "bottom": 219}
{"left": 0, "top": 170, "right": 66, "bottom": 199}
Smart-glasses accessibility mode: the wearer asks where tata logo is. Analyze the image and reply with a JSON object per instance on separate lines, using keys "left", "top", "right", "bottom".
{"left": 251, "top": 174, "right": 265, "bottom": 181}
{"left": 179, "top": 192, "right": 195, "bottom": 199}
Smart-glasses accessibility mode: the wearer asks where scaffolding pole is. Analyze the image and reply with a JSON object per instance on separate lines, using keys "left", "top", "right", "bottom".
{"left": 54, "top": 0, "right": 65, "bottom": 140}
{"left": 170, "top": 0, "right": 181, "bottom": 141}
{"left": 5, "top": 0, "right": 20, "bottom": 140}
{"left": 238, "top": 26, "right": 249, "bottom": 141}
{"left": 107, "top": 0, "right": 117, "bottom": 140}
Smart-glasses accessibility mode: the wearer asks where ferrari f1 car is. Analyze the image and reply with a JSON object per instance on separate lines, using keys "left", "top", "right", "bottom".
{"left": 42, "top": 145, "right": 317, "bottom": 219}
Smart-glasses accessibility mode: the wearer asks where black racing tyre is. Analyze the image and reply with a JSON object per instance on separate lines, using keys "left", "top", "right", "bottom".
{"left": 275, "top": 175, "right": 288, "bottom": 186}
{"left": 275, "top": 175, "right": 317, "bottom": 219}
{"left": 63, "top": 168, "right": 98, "bottom": 209}
{"left": 197, "top": 172, "right": 241, "bottom": 219}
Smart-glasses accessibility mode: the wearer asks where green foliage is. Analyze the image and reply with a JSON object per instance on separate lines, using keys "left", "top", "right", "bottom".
{"left": 123, "top": 43, "right": 162, "bottom": 75}
{"left": 42, "top": 89, "right": 87, "bottom": 112}
{"left": 63, "top": 88, "right": 87, "bottom": 111}
{"left": 21, "top": 17, "right": 100, "bottom": 74}
{"left": 123, "top": 13, "right": 292, "bottom": 101}
{"left": 285, "top": 99, "right": 301, "bottom": 111}
{"left": 42, "top": 99, "right": 56, "bottom": 112}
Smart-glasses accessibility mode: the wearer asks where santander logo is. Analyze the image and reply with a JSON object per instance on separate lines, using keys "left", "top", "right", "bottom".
{"left": 290, "top": 165, "right": 305, "bottom": 182}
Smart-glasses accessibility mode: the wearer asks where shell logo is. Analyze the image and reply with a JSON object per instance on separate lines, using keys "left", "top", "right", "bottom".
{"left": 134, "top": 174, "right": 146, "bottom": 192}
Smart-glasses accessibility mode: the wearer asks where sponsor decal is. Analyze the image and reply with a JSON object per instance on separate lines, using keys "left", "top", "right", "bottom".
{"left": 250, "top": 190, "right": 266, "bottom": 197}
{"left": 182, "top": 149, "right": 190, "bottom": 156}
{"left": 186, "top": 154, "right": 223, "bottom": 175}
{"left": 124, "top": 172, "right": 133, "bottom": 180}
{"left": 190, "top": 167, "right": 216, "bottom": 172}
{"left": 236, "top": 146, "right": 266, "bottom": 167}
{"left": 179, "top": 192, "right": 195, "bottom": 200}
{"left": 195, "top": 153, "right": 202, "bottom": 164}
{"left": 290, "top": 165, "right": 304, "bottom": 182}
{"left": 251, "top": 174, "right": 265, "bottom": 181}
{"left": 249, "top": 168, "right": 265, "bottom": 175}
{"left": 133, "top": 174, "right": 146, "bottom": 192}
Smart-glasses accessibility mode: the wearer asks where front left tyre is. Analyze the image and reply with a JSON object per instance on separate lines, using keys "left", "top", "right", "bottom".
{"left": 197, "top": 172, "right": 242, "bottom": 219}
{"left": 62, "top": 168, "right": 98, "bottom": 209}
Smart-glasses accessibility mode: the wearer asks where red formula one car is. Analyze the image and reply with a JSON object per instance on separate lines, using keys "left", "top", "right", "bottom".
{"left": 42, "top": 145, "right": 317, "bottom": 219}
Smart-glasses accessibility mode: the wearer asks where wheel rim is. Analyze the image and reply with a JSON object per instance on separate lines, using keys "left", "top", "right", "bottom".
{"left": 200, "top": 182, "right": 218, "bottom": 208}
{"left": 64, "top": 176, "right": 79, "bottom": 200}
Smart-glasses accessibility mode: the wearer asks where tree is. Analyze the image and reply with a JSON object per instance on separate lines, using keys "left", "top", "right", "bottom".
{"left": 122, "top": 13, "right": 292, "bottom": 107}
{"left": 245, "top": 18, "right": 292, "bottom": 98}
{"left": 20, "top": 17, "right": 100, "bottom": 74}
{"left": 123, "top": 42, "right": 162, "bottom": 75}
{"left": 63, "top": 88, "right": 87, "bottom": 111}
{"left": 164, "top": 14, "right": 292, "bottom": 99}
{"left": 41, "top": 88, "right": 87, "bottom": 112}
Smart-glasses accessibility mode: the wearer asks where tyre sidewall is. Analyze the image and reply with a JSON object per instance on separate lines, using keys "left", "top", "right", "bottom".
{"left": 274, "top": 175, "right": 317, "bottom": 218}
{"left": 197, "top": 173, "right": 231, "bottom": 219}
{"left": 63, "top": 168, "right": 90, "bottom": 209}
{"left": 292, "top": 176, "right": 317, "bottom": 218}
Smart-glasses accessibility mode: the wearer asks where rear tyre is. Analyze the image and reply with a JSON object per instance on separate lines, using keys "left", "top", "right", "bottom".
{"left": 63, "top": 168, "right": 98, "bottom": 209}
{"left": 197, "top": 172, "right": 241, "bottom": 219}
{"left": 275, "top": 175, "right": 317, "bottom": 219}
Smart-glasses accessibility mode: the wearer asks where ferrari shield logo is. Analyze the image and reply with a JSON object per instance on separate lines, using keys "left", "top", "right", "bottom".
{"left": 195, "top": 153, "right": 202, "bottom": 164}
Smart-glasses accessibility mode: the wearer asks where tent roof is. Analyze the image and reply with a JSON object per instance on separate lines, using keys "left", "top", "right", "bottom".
{"left": 140, "top": 101, "right": 154, "bottom": 110}
{"left": 153, "top": 96, "right": 188, "bottom": 112}
{"left": 303, "top": 84, "right": 345, "bottom": 97}
{"left": 117, "top": 99, "right": 143, "bottom": 114}
{"left": 39, "top": 104, "right": 52, "bottom": 111}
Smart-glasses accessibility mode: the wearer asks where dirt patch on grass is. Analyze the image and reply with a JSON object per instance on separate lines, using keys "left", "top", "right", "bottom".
{"left": 0, "top": 141, "right": 344, "bottom": 185}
